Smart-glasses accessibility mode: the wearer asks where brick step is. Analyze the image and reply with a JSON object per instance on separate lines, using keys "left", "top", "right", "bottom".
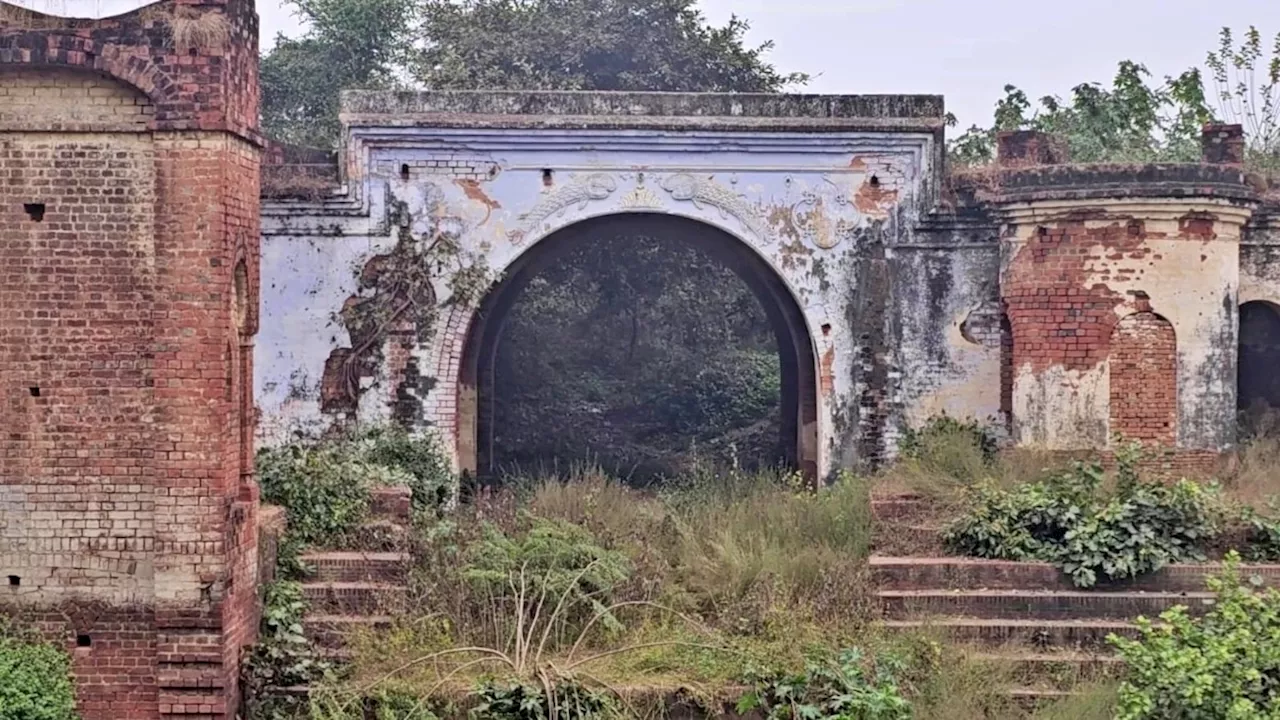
{"left": 870, "top": 495, "right": 932, "bottom": 522}
{"left": 870, "top": 524, "right": 948, "bottom": 556}
{"left": 878, "top": 618, "right": 1139, "bottom": 649}
{"left": 968, "top": 650, "right": 1124, "bottom": 690}
{"left": 304, "top": 614, "right": 395, "bottom": 649}
{"left": 343, "top": 519, "right": 413, "bottom": 552}
{"left": 158, "top": 691, "right": 228, "bottom": 716}
{"left": 301, "top": 581, "right": 408, "bottom": 615}
{"left": 1009, "top": 687, "right": 1077, "bottom": 711}
{"left": 878, "top": 588, "right": 1214, "bottom": 620}
{"left": 370, "top": 485, "right": 412, "bottom": 523}
{"left": 871, "top": 556, "right": 1280, "bottom": 593}
{"left": 300, "top": 551, "right": 411, "bottom": 583}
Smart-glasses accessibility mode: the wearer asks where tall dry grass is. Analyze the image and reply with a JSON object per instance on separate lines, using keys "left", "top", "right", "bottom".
{"left": 879, "top": 420, "right": 1061, "bottom": 508}
{"left": 1221, "top": 433, "right": 1280, "bottom": 508}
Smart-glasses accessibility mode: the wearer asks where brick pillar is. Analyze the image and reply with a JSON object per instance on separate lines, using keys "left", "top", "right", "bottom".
{"left": 996, "top": 130, "right": 1070, "bottom": 166}
{"left": 1202, "top": 123, "right": 1246, "bottom": 166}
{"left": 0, "top": 1, "right": 263, "bottom": 718}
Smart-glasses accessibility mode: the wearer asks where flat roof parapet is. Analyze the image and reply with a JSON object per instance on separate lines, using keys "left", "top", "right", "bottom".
{"left": 338, "top": 90, "right": 946, "bottom": 133}
{"left": 951, "top": 163, "right": 1259, "bottom": 206}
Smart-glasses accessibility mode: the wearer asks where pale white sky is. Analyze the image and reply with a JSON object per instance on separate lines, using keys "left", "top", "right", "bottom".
{"left": 13, "top": 0, "right": 1280, "bottom": 128}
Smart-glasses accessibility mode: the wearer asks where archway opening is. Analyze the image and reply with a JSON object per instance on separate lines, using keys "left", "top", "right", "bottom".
{"left": 458, "top": 213, "right": 819, "bottom": 485}
{"left": 1239, "top": 301, "right": 1280, "bottom": 434}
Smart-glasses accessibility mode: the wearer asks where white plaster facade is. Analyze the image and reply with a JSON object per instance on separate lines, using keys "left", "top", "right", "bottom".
{"left": 258, "top": 92, "right": 945, "bottom": 477}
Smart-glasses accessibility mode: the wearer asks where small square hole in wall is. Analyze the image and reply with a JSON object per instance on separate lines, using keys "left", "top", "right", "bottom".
{"left": 23, "top": 203, "right": 45, "bottom": 222}
{"left": 76, "top": 634, "right": 92, "bottom": 648}
{"left": 7, "top": 576, "right": 18, "bottom": 587}
{"left": 28, "top": 387, "right": 40, "bottom": 397}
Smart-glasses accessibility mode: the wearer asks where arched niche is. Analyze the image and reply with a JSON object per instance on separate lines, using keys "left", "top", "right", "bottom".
{"left": 1109, "top": 311, "right": 1178, "bottom": 445}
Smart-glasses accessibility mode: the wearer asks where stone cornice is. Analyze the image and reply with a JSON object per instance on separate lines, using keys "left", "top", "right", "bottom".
{"left": 339, "top": 90, "right": 946, "bottom": 134}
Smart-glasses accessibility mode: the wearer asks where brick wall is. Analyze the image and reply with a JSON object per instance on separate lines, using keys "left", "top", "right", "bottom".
{"left": 1109, "top": 311, "right": 1178, "bottom": 444}
{"left": 0, "top": 1, "right": 262, "bottom": 718}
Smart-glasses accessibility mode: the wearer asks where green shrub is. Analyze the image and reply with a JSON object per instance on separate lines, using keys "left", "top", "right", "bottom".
{"left": 1110, "top": 552, "right": 1280, "bottom": 719}
{"left": 944, "top": 455, "right": 1220, "bottom": 587}
{"left": 737, "top": 648, "right": 912, "bottom": 720}
{"left": 470, "top": 681, "right": 616, "bottom": 719}
{"left": 257, "top": 444, "right": 380, "bottom": 547}
{"left": 1238, "top": 501, "right": 1280, "bottom": 562}
{"left": 242, "top": 581, "right": 330, "bottom": 720}
{"left": 0, "top": 623, "right": 78, "bottom": 720}
{"left": 348, "top": 425, "right": 456, "bottom": 516}
{"left": 462, "top": 516, "right": 632, "bottom": 636}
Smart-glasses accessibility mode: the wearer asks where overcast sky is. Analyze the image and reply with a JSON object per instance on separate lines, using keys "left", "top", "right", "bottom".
{"left": 15, "top": 0, "right": 1280, "bottom": 129}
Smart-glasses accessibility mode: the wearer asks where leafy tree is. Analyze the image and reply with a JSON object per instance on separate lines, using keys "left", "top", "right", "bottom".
{"left": 1206, "top": 26, "right": 1280, "bottom": 171}
{"left": 260, "top": 0, "right": 417, "bottom": 148}
{"left": 947, "top": 62, "right": 1214, "bottom": 166}
{"left": 413, "top": 0, "right": 808, "bottom": 92}
{"left": 948, "top": 26, "right": 1280, "bottom": 169}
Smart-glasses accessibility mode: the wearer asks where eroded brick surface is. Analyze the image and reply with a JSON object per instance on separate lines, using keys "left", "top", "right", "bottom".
{"left": 0, "top": 2, "right": 263, "bottom": 718}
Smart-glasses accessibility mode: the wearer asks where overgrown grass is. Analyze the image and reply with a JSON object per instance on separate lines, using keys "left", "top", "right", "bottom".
{"left": 308, "top": 465, "right": 889, "bottom": 717}
{"left": 1030, "top": 683, "right": 1119, "bottom": 720}
{"left": 879, "top": 415, "right": 1061, "bottom": 509}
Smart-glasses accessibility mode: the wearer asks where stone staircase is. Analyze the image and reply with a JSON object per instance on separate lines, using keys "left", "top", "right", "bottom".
{"left": 299, "top": 485, "right": 414, "bottom": 662}
{"left": 870, "top": 494, "right": 1280, "bottom": 705}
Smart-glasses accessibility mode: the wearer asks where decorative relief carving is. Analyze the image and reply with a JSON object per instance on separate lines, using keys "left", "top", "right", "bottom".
{"left": 507, "top": 172, "right": 618, "bottom": 244}
{"left": 659, "top": 173, "right": 767, "bottom": 238}
{"left": 790, "top": 175, "right": 863, "bottom": 250}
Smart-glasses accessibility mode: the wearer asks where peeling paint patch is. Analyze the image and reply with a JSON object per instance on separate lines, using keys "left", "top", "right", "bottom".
{"left": 455, "top": 178, "right": 501, "bottom": 225}
{"left": 853, "top": 176, "right": 899, "bottom": 218}
{"left": 820, "top": 347, "right": 836, "bottom": 397}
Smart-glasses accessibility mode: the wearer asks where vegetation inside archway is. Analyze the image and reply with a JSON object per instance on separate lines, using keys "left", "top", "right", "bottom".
{"left": 488, "top": 231, "right": 782, "bottom": 482}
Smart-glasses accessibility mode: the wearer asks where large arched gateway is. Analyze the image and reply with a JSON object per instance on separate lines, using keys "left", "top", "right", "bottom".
{"left": 457, "top": 212, "right": 820, "bottom": 479}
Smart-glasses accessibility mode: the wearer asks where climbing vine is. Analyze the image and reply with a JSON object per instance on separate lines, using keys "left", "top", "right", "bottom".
{"left": 329, "top": 198, "right": 494, "bottom": 412}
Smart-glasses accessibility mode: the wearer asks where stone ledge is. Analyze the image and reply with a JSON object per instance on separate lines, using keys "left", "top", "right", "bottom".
{"left": 339, "top": 90, "right": 945, "bottom": 133}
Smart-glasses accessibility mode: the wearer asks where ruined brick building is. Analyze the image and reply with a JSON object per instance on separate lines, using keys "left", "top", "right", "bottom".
{"left": 3, "top": 0, "right": 1280, "bottom": 718}
{"left": 1, "top": 1, "right": 264, "bottom": 718}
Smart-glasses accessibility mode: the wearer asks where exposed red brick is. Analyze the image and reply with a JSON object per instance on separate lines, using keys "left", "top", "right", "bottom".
{"left": 0, "top": 2, "right": 263, "bottom": 718}
{"left": 1109, "top": 312, "right": 1177, "bottom": 444}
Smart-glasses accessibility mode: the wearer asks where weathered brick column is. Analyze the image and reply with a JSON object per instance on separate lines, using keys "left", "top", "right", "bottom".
{"left": 975, "top": 139, "right": 1257, "bottom": 470}
{"left": 0, "top": 1, "right": 263, "bottom": 718}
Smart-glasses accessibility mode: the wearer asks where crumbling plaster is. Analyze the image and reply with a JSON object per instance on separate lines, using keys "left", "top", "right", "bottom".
{"left": 1243, "top": 207, "right": 1280, "bottom": 307}
{"left": 259, "top": 92, "right": 947, "bottom": 476}
{"left": 1000, "top": 199, "right": 1253, "bottom": 451}
{"left": 258, "top": 98, "right": 1280, "bottom": 477}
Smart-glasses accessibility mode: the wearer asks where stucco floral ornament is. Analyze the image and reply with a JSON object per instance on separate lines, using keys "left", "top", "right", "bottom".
{"left": 790, "top": 175, "right": 862, "bottom": 250}
{"left": 507, "top": 172, "right": 618, "bottom": 244}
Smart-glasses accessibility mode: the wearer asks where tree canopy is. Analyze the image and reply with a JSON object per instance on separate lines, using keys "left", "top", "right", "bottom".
{"left": 260, "top": 0, "right": 807, "bottom": 149}
{"left": 948, "top": 27, "right": 1279, "bottom": 170}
